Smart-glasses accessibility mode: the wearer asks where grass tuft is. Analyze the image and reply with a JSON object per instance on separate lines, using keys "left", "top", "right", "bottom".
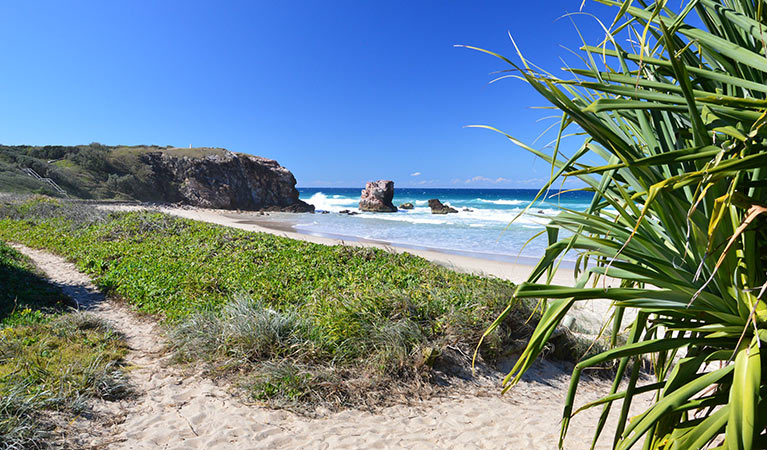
{"left": 0, "top": 384, "right": 49, "bottom": 450}
{"left": 170, "top": 295, "right": 312, "bottom": 364}
{"left": 0, "top": 312, "right": 131, "bottom": 449}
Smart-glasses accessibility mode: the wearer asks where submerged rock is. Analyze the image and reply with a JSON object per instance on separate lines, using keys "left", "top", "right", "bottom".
{"left": 142, "top": 150, "right": 314, "bottom": 212}
{"left": 399, "top": 202, "right": 414, "bottom": 210}
{"left": 428, "top": 198, "right": 458, "bottom": 214}
{"left": 359, "top": 180, "right": 397, "bottom": 212}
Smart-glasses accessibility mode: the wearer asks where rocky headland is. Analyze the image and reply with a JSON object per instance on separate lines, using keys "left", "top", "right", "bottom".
{"left": 2, "top": 144, "right": 313, "bottom": 212}
{"left": 143, "top": 150, "right": 314, "bottom": 212}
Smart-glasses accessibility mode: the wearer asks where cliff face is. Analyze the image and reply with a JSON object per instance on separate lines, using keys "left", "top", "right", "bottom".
{"left": 142, "top": 150, "right": 314, "bottom": 212}
{"left": 1, "top": 143, "right": 313, "bottom": 211}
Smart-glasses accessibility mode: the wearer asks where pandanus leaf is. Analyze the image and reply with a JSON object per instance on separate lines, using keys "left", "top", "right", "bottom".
{"left": 464, "top": 0, "right": 766, "bottom": 446}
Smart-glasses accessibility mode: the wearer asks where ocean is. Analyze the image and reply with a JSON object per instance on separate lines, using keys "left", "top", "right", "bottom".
{"left": 282, "top": 187, "right": 593, "bottom": 264}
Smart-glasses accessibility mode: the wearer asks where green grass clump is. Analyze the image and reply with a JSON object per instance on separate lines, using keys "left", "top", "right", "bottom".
{"left": 0, "top": 198, "right": 534, "bottom": 408}
{"left": 0, "top": 238, "right": 129, "bottom": 449}
{"left": 0, "top": 314, "right": 130, "bottom": 449}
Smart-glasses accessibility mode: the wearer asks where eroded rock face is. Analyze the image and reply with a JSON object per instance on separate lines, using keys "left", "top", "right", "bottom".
{"left": 428, "top": 198, "right": 458, "bottom": 214}
{"left": 141, "top": 150, "right": 314, "bottom": 212}
{"left": 359, "top": 180, "right": 397, "bottom": 212}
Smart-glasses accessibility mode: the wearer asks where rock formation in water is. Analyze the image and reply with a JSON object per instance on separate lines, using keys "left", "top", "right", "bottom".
{"left": 428, "top": 198, "right": 458, "bottom": 214}
{"left": 142, "top": 150, "right": 314, "bottom": 212}
{"left": 399, "top": 202, "right": 414, "bottom": 210}
{"left": 359, "top": 180, "right": 397, "bottom": 212}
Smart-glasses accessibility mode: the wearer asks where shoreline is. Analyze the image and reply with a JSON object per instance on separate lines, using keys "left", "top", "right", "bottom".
{"left": 234, "top": 214, "right": 557, "bottom": 267}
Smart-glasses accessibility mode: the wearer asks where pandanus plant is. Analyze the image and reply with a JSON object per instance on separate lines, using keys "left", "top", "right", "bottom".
{"left": 464, "top": 0, "right": 767, "bottom": 448}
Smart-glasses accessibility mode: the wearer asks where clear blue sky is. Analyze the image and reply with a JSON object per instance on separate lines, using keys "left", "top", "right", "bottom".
{"left": 0, "top": 1, "right": 615, "bottom": 188}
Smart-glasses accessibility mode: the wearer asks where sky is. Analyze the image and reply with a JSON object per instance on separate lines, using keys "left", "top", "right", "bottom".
{"left": 0, "top": 1, "right": 618, "bottom": 188}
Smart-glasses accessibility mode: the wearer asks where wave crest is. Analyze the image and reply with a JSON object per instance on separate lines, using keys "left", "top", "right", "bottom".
{"left": 304, "top": 192, "right": 357, "bottom": 212}
{"left": 477, "top": 198, "right": 525, "bottom": 206}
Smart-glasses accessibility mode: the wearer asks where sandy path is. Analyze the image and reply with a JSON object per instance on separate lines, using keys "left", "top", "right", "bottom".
{"left": 14, "top": 243, "right": 649, "bottom": 449}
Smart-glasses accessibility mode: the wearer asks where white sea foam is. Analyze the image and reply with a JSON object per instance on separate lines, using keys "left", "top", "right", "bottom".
{"left": 477, "top": 198, "right": 526, "bottom": 206}
{"left": 352, "top": 207, "right": 554, "bottom": 227}
{"left": 305, "top": 192, "right": 357, "bottom": 212}
{"left": 455, "top": 208, "right": 554, "bottom": 225}
{"left": 294, "top": 221, "right": 319, "bottom": 228}
{"left": 358, "top": 214, "right": 447, "bottom": 225}
{"left": 300, "top": 192, "right": 559, "bottom": 235}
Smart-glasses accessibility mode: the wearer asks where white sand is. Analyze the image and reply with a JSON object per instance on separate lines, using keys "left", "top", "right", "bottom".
{"left": 13, "top": 231, "right": 649, "bottom": 449}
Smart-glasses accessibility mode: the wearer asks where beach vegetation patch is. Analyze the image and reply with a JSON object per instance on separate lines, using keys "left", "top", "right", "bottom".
{"left": 0, "top": 199, "right": 549, "bottom": 410}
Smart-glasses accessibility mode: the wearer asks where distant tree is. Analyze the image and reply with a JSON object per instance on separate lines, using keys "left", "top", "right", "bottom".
{"left": 72, "top": 147, "right": 110, "bottom": 174}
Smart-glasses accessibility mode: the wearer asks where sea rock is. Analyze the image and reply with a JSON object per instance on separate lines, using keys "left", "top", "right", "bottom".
{"left": 399, "top": 202, "right": 414, "bottom": 210}
{"left": 359, "top": 180, "right": 397, "bottom": 212}
{"left": 141, "top": 150, "right": 314, "bottom": 212}
{"left": 462, "top": 208, "right": 473, "bottom": 212}
{"left": 428, "top": 198, "right": 458, "bottom": 214}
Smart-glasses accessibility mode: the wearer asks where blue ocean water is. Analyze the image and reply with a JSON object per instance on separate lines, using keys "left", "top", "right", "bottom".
{"left": 285, "top": 187, "right": 593, "bottom": 263}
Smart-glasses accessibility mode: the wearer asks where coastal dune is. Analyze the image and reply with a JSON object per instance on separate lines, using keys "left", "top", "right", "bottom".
{"left": 154, "top": 206, "right": 623, "bottom": 335}
{"left": 164, "top": 206, "right": 567, "bottom": 282}
{"left": 16, "top": 241, "right": 647, "bottom": 450}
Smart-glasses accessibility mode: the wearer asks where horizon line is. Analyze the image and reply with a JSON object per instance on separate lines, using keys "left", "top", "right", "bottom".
{"left": 296, "top": 186, "right": 590, "bottom": 191}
